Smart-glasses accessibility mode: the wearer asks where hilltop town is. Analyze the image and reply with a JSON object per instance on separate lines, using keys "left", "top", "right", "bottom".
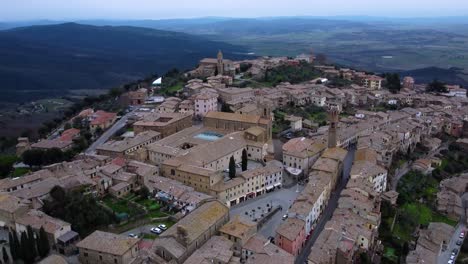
{"left": 1, "top": 50, "right": 468, "bottom": 264}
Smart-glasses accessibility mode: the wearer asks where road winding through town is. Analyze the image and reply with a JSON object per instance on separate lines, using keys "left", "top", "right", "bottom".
{"left": 85, "top": 110, "right": 135, "bottom": 154}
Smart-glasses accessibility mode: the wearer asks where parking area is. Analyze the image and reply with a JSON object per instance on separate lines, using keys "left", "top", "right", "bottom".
{"left": 121, "top": 221, "right": 173, "bottom": 239}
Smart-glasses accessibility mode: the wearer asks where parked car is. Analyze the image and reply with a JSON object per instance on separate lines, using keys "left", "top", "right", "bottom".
{"left": 150, "top": 227, "right": 162, "bottom": 234}
{"left": 128, "top": 233, "right": 138, "bottom": 238}
{"left": 282, "top": 214, "right": 288, "bottom": 220}
{"left": 460, "top": 232, "right": 465, "bottom": 239}
{"left": 453, "top": 248, "right": 459, "bottom": 254}
{"left": 457, "top": 240, "right": 463, "bottom": 246}
{"left": 158, "top": 224, "right": 167, "bottom": 230}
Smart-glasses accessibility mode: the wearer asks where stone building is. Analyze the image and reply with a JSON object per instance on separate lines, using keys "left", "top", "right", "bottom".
{"left": 77, "top": 231, "right": 140, "bottom": 264}
{"left": 152, "top": 200, "right": 229, "bottom": 263}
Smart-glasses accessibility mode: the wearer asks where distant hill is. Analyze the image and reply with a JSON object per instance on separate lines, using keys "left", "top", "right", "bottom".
{"left": 0, "top": 23, "right": 248, "bottom": 103}
{"left": 399, "top": 67, "right": 468, "bottom": 87}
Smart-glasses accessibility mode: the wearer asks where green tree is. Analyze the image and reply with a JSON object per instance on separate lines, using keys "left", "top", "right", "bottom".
{"left": 63, "top": 123, "right": 72, "bottom": 130}
{"left": 138, "top": 186, "right": 150, "bottom": 200}
{"left": 43, "top": 148, "right": 63, "bottom": 165}
{"left": 385, "top": 73, "right": 401, "bottom": 94}
{"left": 22, "top": 149, "right": 44, "bottom": 167}
{"left": 426, "top": 79, "right": 448, "bottom": 93}
{"left": 95, "top": 127, "right": 103, "bottom": 135}
{"left": 229, "top": 156, "right": 236, "bottom": 179}
{"left": 20, "top": 231, "right": 33, "bottom": 264}
{"left": 241, "top": 149, "right": 248, "bottom": 172}
{"left": 8, "top": 231, "right": 18, "bottom": 261}
{"left": 37, "top": 227, "right": 50, "bottom": 258}
{"left": 2, "top": 246, "right": 8, "bottom": 263}
{"left": 221, "top": 102, "right": 232, "bottom": 113}
{"left": 0, "top": 155, "right": 18, "bottom": 178}
{"left": 72, "top": 116, "right": 83, "bottom": 129}
{"left": 26, "top": 225, "right": 37, "bottom": 261}
{"left": 43, "top": 186, "right": 116, "bottom": 236}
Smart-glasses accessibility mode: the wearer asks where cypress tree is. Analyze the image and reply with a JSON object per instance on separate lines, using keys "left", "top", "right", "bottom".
{"left": 2, "top": 246, "right": 9, "bottom": 264}
{"left": 8, "top": 231, "right": 16, "bottom": 260}
{"left": 10, "top": 230, "right": 20, "bottom": 261}
{"left": 20, "top": 231, "right": 32, "bottom": 263}
{"left": 241, "top": 149, "right": 248, "bottom": 171}
{"left": 37, "top": 227, "right": 50, "bottom": 258}
{"left": 229, "top": 156, "right": 236, "bottom": 179}
{"left": 26, "top": 225, "right": 37, "bottom": 261}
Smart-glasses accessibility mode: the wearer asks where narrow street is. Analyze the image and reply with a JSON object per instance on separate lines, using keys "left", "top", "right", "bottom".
{"left": 85, "top": 110, "right": 134, "bottom": 154}
{"left": 295, "top": 147, "right": 355, "bottom": 264}
{"left": 438, "top": 223, "right": 465, "bottom": 264}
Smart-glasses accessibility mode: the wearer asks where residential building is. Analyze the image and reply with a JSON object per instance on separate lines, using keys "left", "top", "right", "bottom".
{"left": 133, "top": 112, "right": 193, "bottom": 137}
{"left": 183, "top": 236, "right": 237, "bottom": 264}
{"left": 203, "top": 111, "right": 272, "bottom": 140}
{"left": 16, "top": 209, "right": 72, "bottom": 246}
{"left": 125, "top": 88, "right": 148, "bottom": 105}
{"left": 358, "top": 75, "right": 384, "bottom": 90}
{"left": 152, "top": 200, "right": 229, "bottom": 263}
{"left": 242, "top": 234, "right": 294, "bottom": 264}
{"left": 193, "top": 92, "right": 218, "bottom": 117}
{"left": 282, "top": 137, "right": 326, "bottom": 176}
{"left": 406, "top": 223, "right": 454, "bottom": 264}
{"left": 31, "top": 139, "right": 73, "bottom": 151}
{"left": 219, "top": 216, "right": 257, "bottom": 256}
{"left": 218, "top": 87, "right": 255, "bottom": 102}
{"left": 275, "top": 218, "right": 306, "bottom": 256}
{"left": 403, "top": 76, "right": 415, "bottom": 89}
{"left": 96, "top": 131, "right": 161, "bottom": 158}
{"left": 89, "top": 110, "right": 117, "bottom": 132}
{"left": 0, "top": 193, "right": 29, "bottom": 229}
{"left": 77, "top": 231, "right": 140, "bottom": 264}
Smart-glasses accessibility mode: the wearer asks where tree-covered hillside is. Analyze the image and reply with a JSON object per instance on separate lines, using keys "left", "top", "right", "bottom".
{"left": 0, "top": 23, "right": 248, "bottom": 103}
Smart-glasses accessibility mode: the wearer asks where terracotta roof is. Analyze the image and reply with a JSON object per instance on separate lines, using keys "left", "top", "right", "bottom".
{"left": 59, "top": 128, "right": 80, "bottom": 142}
{"left": 276, "top": 218, "right": 305, "bottom": 241}
{"left": 77, "top": 231, "right": 139, "bottom": 256}
{"left": 16, "top": 210, "right": 70, "bottom": 234}
{"left": 205, "top": 111, "right": 260, "bottom": 124}
{"left": 0, "top": 193, "right": 28, "bottom": 213}
{"left": 161, "top": 200, "right": 228, "bottom": 245}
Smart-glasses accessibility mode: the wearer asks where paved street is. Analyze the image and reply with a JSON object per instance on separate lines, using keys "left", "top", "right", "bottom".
{"left": 85, "top": 110, "right": 134, "bottom": 154}
{"left": 230, "top": 183, "right": 304, "bottom": 238}
{"left": 121, "top": 224, "right": 164, "bottom": 238}
{"left": 295, "top": 147, "right": 355, "bottom": 264}
{"left": 438, "top": 224, "right": 465, "bottom": 264}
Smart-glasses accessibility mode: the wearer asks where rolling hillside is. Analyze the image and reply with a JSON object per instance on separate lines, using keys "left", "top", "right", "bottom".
{"left": 0, "top": 23, "right": 248, "bottom": 103}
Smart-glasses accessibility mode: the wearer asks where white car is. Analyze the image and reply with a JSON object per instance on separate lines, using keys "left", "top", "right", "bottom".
{"left": 158, "top": 224, "right": 167, "bottom": 230}
{"left": 448, "top": 260, "right": 453, "bottom": 264}
{"left": 150, "top": 227, "right": 162, "bottom": 234}
{"left": 128, "top": 233, "right": 138, "bottom": 238}
{"left": 282, "top": 214, "right": 288, "bottom": 220}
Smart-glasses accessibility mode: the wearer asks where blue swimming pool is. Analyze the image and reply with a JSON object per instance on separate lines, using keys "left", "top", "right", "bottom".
{"left": 194, "top": 131, "right": 223, "bottom": 141}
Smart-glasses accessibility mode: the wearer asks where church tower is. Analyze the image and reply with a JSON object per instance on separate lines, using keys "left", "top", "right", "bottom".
{"left": 217, "top": 50, "right": 224, "bottom": 76}
{"left": 328, "top": 104, "right": 340, "bottom": 148}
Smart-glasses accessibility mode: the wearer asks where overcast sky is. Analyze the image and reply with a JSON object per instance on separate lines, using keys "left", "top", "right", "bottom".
{"left": 1, "top": 0, "right": 467, "bottom": 21}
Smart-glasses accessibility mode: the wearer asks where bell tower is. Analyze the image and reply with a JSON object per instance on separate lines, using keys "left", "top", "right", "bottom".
{"left": 217, "top": 50, "right": 224, "bottom": 76}
{"left": 328, "top": 104, "right": 340, "bottom": 148}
